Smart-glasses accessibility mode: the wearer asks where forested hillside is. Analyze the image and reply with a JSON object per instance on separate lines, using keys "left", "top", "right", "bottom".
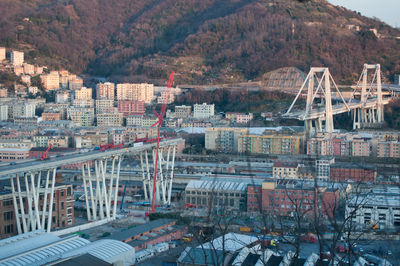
{"left": 1, "top": 0, "right": 399, "bottom": 84}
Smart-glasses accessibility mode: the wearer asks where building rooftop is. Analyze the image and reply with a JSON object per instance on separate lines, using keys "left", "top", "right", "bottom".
{"left": 186, "top": 179, "right": 248, "bottom": 192}
{"left": 105, "top": 218, "right": 176, "bottom": 242}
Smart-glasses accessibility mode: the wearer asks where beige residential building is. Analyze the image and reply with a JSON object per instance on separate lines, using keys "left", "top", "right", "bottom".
{"left": 10, "top": 51, "right": 24, "bottom": 66}
{"left": 126, "top": 115, "right": 143, "bottom": 126}
{"left": 23, "top": 63, "right": 35, "bottom": 75}
{"left": 95, "top": 99, "right": 115, "bottom": 114}
{"left": 193, "top": 103, "right": 214, "bottom": 119}
{"left": 0, "top": 47, "right": 5, "bottom": 61}
{"left": 0, "top": 139, "right": 35, "bottom": 150}
{"left": 0, "top": 89, "right": 7, "bottom": 98}
{"left": 74, "top": 87, "right": 92, "bottom": 100}
{"left": 67, "top": 107, "right": 94, "bottom": 126}
{"left": 175, "top": 105, "right": 191, "bottom": 118}
{"left": 41, "top": 71, "right": 60, "bottom": 91}
{"left": 352, "top": 138, "right": 371, "bottom": 157}
{"left": 272, "top": 162, "right": 300, "bottom": 179}
{"left": 97, "top": 113, "right": 123, "bottom": 127}
{"left": 56, "top": 91, "right": 69, "bottom": 104}
{"left": 205, "top": 127, "right": 248, "bottom": 152}
{"left": 238, "top": 134, "right": 301, "bottom": 155}
{"left": 116, "top": 83, "right": 154, "bottom": 103}
{"left": 72, "top": 99, "right": 94, "bottom": 108}
{"left": 48, "top": 136, "right": 69, "bottom": 148}
{"left": 141, "top": 116, "right": 158, "bottom": 127}
{"left": 69, "top": 78, "right": 83, "bottom": 90}
{"left": 96, "top": 82, "right": 115, "bottom": 100}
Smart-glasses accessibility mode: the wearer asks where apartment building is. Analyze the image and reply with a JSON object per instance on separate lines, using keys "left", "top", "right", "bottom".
{"left": 41, "top": 71, "right": 60, "bottom": 91}
{"left": 377, "top": 141, "right": 400, "bottom": 158}
{"left": 116, "top": 83, "right": 154, "bottom": 103}
{"left": 205, "top": 128, "right": 249, "bottom": 152}
{"left": 0, "top": 105, "right": 8, "bottom": 121}
{"left": 69, "top": 78, "right": 83, "bottom": 90}
{"left": 55, "top": 90, "right": 69, "bottom": 104}
{"left": 95, "top": 99, "right": 115, "bottom": 114}
{"left": 247, "top": 184, "right": 263, "bottom": 212}
{"left": 0, "top": 47, "right": 5, "bottom": 61}
{"left": 238, "top": 134, "right": 301, "bottom": 155}
{"left": 42, "top": 111, "right": 62, "bottom": 121}
{"left": 175, "top": 105, "right": 191, "bottom": 118}
{"left": 226, "top": 112, "right": 253, "bottom": 124}
{"left": 10, "top": 51, "right": 24, "bottom": 66}
{"left": 126, "top": 115, "right": 143, "bottom": 127}
{"left": 352, "top": 138, "right": 371, "bottom": 157}
{"left": 0, "top": 184, "right": 74, "bottom": 239}
{"left": 185, "top": 180, "right": 247, "bottom": 212}
{"left": 97, "top": 113, "right": 123, "bottom": 127}
{"left": 67, "top": 107, "right": 95, "bottom": 126}
{"left": 96, "top": 82, "right": 115, "bottom": 100}
{"left": 141, "top": 116, "right": 158, "bottom": 127}
{"left": 0, "top": 88, "right": 7, "bottom": 98}
{"left": 117, "top": 100, "right": 145, "bottom": 116}
{"left": 23, "top": 63, "right": 35, "bottom": 75}
{"left": 157, "top": 90, "right": 174, "bottom": 104}
{"left": 193, "top": 103, "right": 214, "bottom": 119}
{"left": 272, "top": 162, "right": 300, "bottom": 179}
{"left": 72, "top": 99, "right": 94, "bottom": 108}
{"left": 9, "top": 102, "right": 36, "bottom": 119}
{"left": 74, "top": 86, "right": 92, "bottom": 100}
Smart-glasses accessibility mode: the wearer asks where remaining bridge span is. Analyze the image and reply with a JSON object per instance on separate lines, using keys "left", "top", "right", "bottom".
{"left": 283, "top": 64, "right": 392, "bottom": 136}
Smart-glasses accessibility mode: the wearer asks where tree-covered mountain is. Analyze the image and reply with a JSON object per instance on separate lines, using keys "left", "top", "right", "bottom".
{"left": 1, "top": 0, "right": 399, "bottom": 84}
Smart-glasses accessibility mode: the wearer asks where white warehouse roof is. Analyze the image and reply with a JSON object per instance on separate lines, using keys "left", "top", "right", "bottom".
{"left": 186, "top": 180, "right": 247, "bottom": 192}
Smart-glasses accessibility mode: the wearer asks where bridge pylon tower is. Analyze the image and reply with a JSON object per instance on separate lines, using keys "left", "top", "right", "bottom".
{"left": 285, "top": 67, "right": 349, "bottom": 137}
{"left": 351, "top": 64, "right": 384, "bottom": 129}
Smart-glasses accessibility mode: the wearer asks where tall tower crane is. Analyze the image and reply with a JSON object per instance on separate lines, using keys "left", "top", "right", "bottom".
{"left": 150, "top": 71, "right": 175, "bottom": 213}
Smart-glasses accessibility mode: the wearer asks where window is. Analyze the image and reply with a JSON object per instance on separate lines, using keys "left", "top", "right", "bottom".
{"left": 3, "top": 211, "right": 13, "bottom": 220}
{"left": 61, "top": 202, "right": 64, "bottom": 210}
{"left": 61, "top": 191, "right": 64, "bottom": 197}
{"left": 4, "top": 224, "right": 13, "bottom": 234}
{"left": 3, "top": 199, "right": 12, "bottom": 207}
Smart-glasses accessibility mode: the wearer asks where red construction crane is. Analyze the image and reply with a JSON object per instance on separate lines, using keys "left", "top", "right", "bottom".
{"left": 150, "top": 71, "right": 175, "bottom": 213}
{"left": 40, "top": 144, "right": 52, "bottom": 160}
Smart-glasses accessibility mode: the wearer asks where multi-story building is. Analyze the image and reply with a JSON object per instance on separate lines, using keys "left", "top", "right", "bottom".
{"left": 141, "top": 116, "right": 158, "bottom": 127}
{"left": 23, "top": 63, "right": 35, "bottom": 75}
{"left": 0, "top": 88, "right": 7, "bottom": 98}
{"left": 377, "top": 141, "right": 400, "bottom": 158}
{"left": 205, "top": 128, "right": 248, "bottom": 152}
{"left": 0, "top": 47, "right": 5, "bottom": 61}
{"left": 125, "top": 126, "right": 157, "bottom": 142}
{"left": 126, "top": 115, "right": 143, "bottom": 127}
{"left": 48, "top": 136, "right": 70, "bottom": 148}
{"left": 95, "top": 99, "right": 115, "bottom": 114}
{"left": 175, "top": 105, "right": 191, "bottom": 118}
{"left": 272, "top": 161, "right": 300, "bottom": 179}
{"left": 67, "top": 107, "right": 95, "bottom": 126}
{"left": 97, "top": 113, "right": 123, "bottom": 127}
{"left": 247, "top": 184, "right": 262, "bottom": 212}
{"left": 346, "top": 187, "right": 400, "bottom": 229}
{"left": 116, "top": 83, "right": 154, "bottom": 103}
{"left": 10, "top": 102, "right": 36, "bottom": 119}
{"left": 74, "top": 87, "right": 92, "bottom": 100}
{"left": 42, "top": 111, "right": 62, "bottom": 121}
{"left": 68, "top": 78, "right": 83, "bottom": 90}
{"left": 193, "top": 103, "right": 214, "bottom": 119}
{"left": 33, "top": 134, "right": 50, "bottom": 147}
{"left": 262, "top": 181, "right": 339, "bottom": 219}
{"left": 55, "top": 90, "right": 69, "bottom": 104}
{"left": 10, "top": 50, "right": 24, "bottom": 66}
{"left": 72, "top": 99, "right": 94, "bottom": 108}
{"left": 185, "top": 180, "right": 247, "bottom": 212}
{"left": 157, "top": 90, "right": 174, "bottom": 104}
{"left": 0, "top": 184, "right": 74, "bottom": 239}
{"left": 96, "top": 82, "right": 115, "bottom": 100}
{"left": 41, "top": 71, "right": 60, "bottom": 91}
{"left": 352, "top": 138, "right": 371, "bottom": 157}
{"left": 226, "top": 112, "right": 253, "bottom": 124}
{"left": 117, "top": 100, "right": 145, "bottom": 116}
{"left": 0, "top": 105, "right": 8, "bottom": 121}
{"left": 238, "top": 134, "right": 301, "bottom": 155}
